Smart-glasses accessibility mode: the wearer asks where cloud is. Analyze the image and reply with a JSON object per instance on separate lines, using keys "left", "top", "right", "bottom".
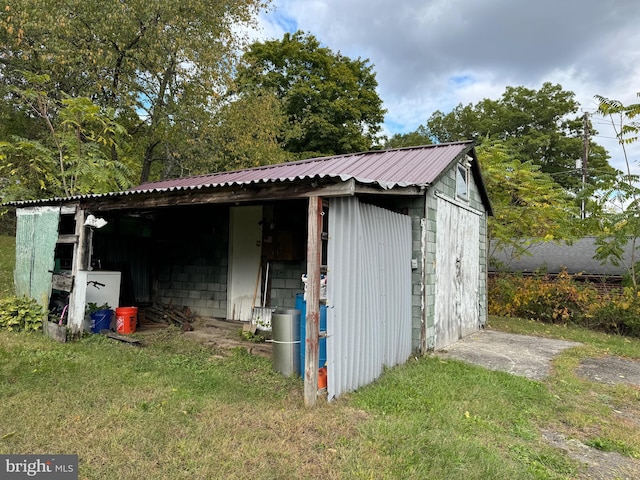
{"left": 255, "top": 0, "right": 640, "bottom": 172}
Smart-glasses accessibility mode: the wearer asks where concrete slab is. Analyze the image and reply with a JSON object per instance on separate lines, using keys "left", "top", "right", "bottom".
{"left": 435, "top": 330, "right": 581, "bottom": 380}
{"left": 577, "top": 356, "right": 640, "bottom": 386}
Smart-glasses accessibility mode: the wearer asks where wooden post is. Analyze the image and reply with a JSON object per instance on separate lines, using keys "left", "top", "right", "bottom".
{"left": 304, "top": 196, "right": 323, "bottom": 407}
{"left": 67, "top": 208, "right": 90, "bottom": 333}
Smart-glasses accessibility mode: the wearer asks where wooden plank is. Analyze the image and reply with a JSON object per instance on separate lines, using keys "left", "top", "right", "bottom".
{"left": 51, "top": 272, "right": 74, "bottom": 292}
{"left": 101, "top": 330, "right": 142, "bottom": 345}
{"left": 304, "top": 196, "right": 323, "bottom": 407}
{"left": 56, "top": 234, "right": 78, "bottom": 244}
{"left": 43, "top": 321, "right": 67, "bottom": 343}
{"left": 20, "top": 181, "right": 422, "bottom": 213}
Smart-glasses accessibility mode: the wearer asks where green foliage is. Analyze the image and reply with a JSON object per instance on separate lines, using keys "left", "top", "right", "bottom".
{"left": 86, "top": 302, "right": 111, "bottom": 315}
{"left": 424, "top": 83, "right": 615, "bottom": 192}
{"left": 479, "top": 142, "right": 579, "bottom": 264}
{"left": 592, "top": 91, "right": 640, "bottom": 290}
{"left": 0, "top": 72, "right": 133, "bottom": 201}
{"left": 0, "top": 235, "right": 15, "bottom": 299}
{"left": 203, "top": 92, "right": 293, "bottom": 173}
{"left": 489, "top": 273, "right": 640, "bottom": 337}
{"left": 384, "top": 126, "right": 432, "bottom": 148}
{"left": 0, "top": 295, "right": 44, "bottom": 332}
{"left": 0, "top": 0, "right": 268, "bottom": 186}
{"left": 236, "top": 31, "right": 386, "bottom": 157}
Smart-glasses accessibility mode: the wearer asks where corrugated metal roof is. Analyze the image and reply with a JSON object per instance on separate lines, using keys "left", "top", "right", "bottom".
{"left": 7, "top": 142, "right": 474, "bottom": 206}
{"left": 133, "top": 141, "right": 473, "bottom": 192}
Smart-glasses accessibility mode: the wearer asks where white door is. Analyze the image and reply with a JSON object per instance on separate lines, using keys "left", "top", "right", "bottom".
{"left": 434, "top": 198, "right": 480, "bottom": 349}
{"left": 227, "top": 206, "right": 263, "bottom": 321}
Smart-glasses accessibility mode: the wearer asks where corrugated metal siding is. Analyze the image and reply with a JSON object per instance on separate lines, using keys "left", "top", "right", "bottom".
{"left": 327, "top": 197, "right": 412, "bottom": 399}
{"left": 14, "top": 207, "right": 60, "bottom": 308}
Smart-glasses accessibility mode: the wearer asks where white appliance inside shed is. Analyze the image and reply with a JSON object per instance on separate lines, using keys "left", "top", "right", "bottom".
{"left": 86, "top": 271, "right": 121, "bottom": 310}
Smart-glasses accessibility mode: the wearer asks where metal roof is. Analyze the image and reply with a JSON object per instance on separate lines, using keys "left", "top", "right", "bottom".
{"left": 133, "top": 141, "right": 474, "bottom": 193}
{"left": 7, "top": 142, "right": 477, "bottom": 206}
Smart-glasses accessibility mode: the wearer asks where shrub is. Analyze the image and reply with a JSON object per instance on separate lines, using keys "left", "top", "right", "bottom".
{"left": 489, "top": 272, "right": 640, "bottom": 338}
{"left": 587, "top": 288, "right": 640, "bottom": 337}
{"left": 0, "top": 296, "right": 45, "bottom": 332}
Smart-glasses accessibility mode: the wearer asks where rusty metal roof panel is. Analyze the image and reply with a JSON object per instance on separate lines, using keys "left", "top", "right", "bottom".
{"left": 133, "top": 142, "right": 473, "bottom": 193}
{"left": 6, "top": 142, "right": 474, "bottom": 206}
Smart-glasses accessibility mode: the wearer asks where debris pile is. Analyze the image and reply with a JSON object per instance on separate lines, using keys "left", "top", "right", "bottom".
{"left": 142, "top": 303, "right": 195, "bottom": 331}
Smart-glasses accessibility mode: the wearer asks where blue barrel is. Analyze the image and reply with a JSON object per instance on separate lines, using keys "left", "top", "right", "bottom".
{"left": 297, "top": 293, "right": 327, "bottom": 375}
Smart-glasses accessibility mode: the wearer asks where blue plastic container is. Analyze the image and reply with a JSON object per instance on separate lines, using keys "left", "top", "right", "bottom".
{"left": 90, "top": 309, "right": 113, "bottom": 333}
{"left": 297, "top": 293, "right": 327, "bottom": 375}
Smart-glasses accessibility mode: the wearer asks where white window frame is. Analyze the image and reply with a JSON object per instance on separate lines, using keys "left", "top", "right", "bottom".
{"left": 456, "top": 158, "right": 471, "bottom": 201}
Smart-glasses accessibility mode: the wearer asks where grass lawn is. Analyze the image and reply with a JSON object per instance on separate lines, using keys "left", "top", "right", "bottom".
{"left": 0, "top": 235, "right": 15, "bottom": 298}
{"left": 1, "top": 318, "right": 639, "bottom": 479}
{"left": 1, "top": 235, "right": 639, "bottom": 478}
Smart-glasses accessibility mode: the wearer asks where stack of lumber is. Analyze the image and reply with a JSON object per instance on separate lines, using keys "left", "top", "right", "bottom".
{"left": 142, "top": 302, "right": 195, "bottom": 330}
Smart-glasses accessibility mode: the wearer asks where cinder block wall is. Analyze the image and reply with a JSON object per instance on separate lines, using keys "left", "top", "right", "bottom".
{"left": 155, "top": 257, "right": 228, "bottom": 318}
{"left": 267, "top": 260, "right": 306, "bottom": 310}
{"left": 154, "top": 206, "right": 230, "bottom": 318}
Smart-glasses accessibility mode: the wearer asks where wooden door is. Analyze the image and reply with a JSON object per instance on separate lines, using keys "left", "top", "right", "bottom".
{"left": 227, "top": 206, "right": 263, "bottom": 321}
{"left": 434, "top": 198, "right": 480, "bottom": 349}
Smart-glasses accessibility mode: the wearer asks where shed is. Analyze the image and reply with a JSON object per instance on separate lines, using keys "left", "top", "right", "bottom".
{"left": 10, "top": 141, "right": 492, "bottom": 402}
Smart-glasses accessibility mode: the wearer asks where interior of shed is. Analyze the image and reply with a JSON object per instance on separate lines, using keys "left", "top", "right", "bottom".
{"left": 50, "top": 200, "right": 316, "bottom": 332}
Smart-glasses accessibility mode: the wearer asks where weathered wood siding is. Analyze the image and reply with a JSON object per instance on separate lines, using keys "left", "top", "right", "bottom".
{"left": 434, "top": 197, "right": 480, "bottom": 348}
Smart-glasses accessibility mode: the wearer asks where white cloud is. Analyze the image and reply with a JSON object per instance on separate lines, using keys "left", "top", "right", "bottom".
{"left": 254, "top": 0, "right": 640, "bottom": 173}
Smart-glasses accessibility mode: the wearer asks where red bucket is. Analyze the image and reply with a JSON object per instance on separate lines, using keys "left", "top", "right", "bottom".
{"left": 116, "top": 307, "right": 138, "bottom": 334}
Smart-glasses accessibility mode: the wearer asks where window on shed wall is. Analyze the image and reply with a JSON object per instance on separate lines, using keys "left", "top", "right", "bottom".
{"left": 456, "top": 162, "right": 469, "bottom": 200}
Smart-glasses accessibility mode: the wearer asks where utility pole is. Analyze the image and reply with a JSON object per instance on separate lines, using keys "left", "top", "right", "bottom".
{"left": 582, "top": 111, "right": 590, "bottom": 219}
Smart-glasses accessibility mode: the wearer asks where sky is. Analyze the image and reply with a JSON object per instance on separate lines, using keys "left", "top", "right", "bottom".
{"left": 252, "top": 0, "right": 640, "bottom": 175}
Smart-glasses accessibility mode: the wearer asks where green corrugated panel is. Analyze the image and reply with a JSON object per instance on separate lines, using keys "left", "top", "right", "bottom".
{"left": 14, "top": 207, "right": 60, "bottom": 309}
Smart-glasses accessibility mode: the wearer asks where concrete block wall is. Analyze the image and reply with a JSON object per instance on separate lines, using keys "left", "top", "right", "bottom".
{"left": 424, "top": 192, "right": 438, "bottom": 351}
{"left": 268, "top": 260, "right": 306, "bottom": 310}
{"left": 154, "top": 206, "right": 230, "bottom": 318}
{"left": 155, "top": 256, "right": 228, "bottom": 318}
{"left": 407, "top": 198, "right": 426, "bottom": 354}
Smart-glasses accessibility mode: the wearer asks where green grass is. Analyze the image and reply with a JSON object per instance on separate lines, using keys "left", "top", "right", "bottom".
{"left": 2, "top": 320, "right": 640, "bottom": 479}
{"left": 1, "top": 241, "right": 639, "bottom": 478}
{"left": 0, "top": 235, "right": 15, "bottom": 298}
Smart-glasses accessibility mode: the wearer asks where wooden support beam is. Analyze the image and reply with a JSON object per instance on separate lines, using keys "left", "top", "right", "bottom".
{"left": 304, "top": 196, "right": 323, "bottom": 407}
{"left": 67, "top": 209, "right": 89, "bottom": 333}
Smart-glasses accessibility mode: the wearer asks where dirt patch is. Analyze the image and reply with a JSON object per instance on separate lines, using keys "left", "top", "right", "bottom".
{"left": 181, "top": 317, "right": 273, "bottom": 358}
{"left": 137, "top": 317, "right": 273, "bottom": 358}
{"left": 542, "top": 430, "right": 640, "bottom": 480}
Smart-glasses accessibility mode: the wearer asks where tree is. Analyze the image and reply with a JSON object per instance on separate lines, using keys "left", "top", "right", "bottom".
{"left": 593, "top": 92, "right": 640, "bottom": 289}
{"left": 0, "top": 73, "right": 132, "bottom": 202}
{"left": 384, "top": 126, "right": 432, "bottom": 149}
{"left": 478, "top": 142, "right": 579, "bottom": 267}
{"left": 0, "top": 0, "right": 268, "bottom": 185}
{"left": 188, "top": 92, "right": 293, "bottom": 175}
{"left": 425, "top": 83, "right": 615, "bottom": 192}
{"left": 235, "top": 31, "right": 386, "bottom": 157}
